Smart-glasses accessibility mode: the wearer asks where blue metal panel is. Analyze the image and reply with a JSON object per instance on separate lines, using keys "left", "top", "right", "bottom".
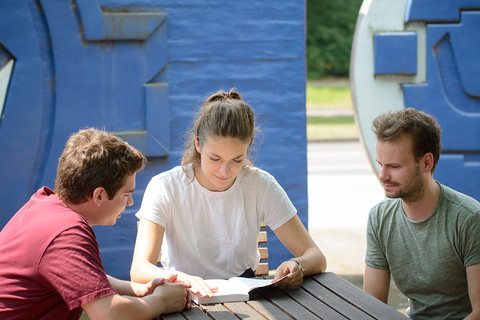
{"left": 76, "top": 1, "right": 167, "bottom": 40}
{"left": 406, "top": 0, "right": 480, "bottom": 22}
{"left": 449, "top": 12, "right": 480, "bottom": 97}
{"left": 436, "top": 155, "right": 480, "bottom": 201}
{"left": 0, "top": 0, "right": 54, "bottom": 227}
{"left": 403, "top": 10, "right": 480, "bottom": 202}
{"left": 374, "top": 32, "right": 417, "bottom": 75}
{"left": 403, "top": 12, "right": 480, "bottom": 151}
{"left": 39, "top": 0, "right": 169, "bottom": 158}
{"left": 0, "top": 0, "right": 307, "bottom": 279}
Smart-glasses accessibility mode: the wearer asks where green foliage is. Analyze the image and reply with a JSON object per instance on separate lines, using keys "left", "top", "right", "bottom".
{"left": 306, "top": 0, "right": 363, "bottom": 79}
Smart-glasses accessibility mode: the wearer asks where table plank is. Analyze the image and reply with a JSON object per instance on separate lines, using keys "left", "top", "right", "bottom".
{"left": 180, "top": 306, "right": 211, "bottom": 320}
{"left": 255, "top": 283, "right": 321, "bottom": 319}
{"left": 312, "top": 273, "right": 409, "bottom": 320}
{"left": 246, "top": 290, "right": 294, "bottom": 320}
{"left": 222, "top": 301, "right": 267, "bottom": 319}
{"left": 159, "top": 311, "right": 187, "bottom": 320}
{"left": 299, "top": 278, "right": 372, "bottom": 320}
{"left": 200, "top": 303, "right": 238, "bottom": 320}
{"left": 279, "top": 284, "right": 348, "bottom": 320}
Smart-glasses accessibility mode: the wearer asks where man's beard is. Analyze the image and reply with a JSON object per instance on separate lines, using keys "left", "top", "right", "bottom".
{"left": 384, "top": 165, "right": 424, "bottom": 203}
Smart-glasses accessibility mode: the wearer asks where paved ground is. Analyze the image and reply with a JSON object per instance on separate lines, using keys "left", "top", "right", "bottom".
{"left": 307, "top": 140, "right": 409, "bottom": 314}
{"left": 308, "top": 78, "right": 350, "bottom": 87}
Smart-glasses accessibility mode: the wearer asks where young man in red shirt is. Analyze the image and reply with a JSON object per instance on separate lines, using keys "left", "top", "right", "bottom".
{"left": 0, "top": 128, "right": 191, "bottom": 319}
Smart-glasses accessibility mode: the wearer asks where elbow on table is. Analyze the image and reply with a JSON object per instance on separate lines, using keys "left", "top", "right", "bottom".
{"left": 130, "top": 261, "right": 145, "bottom": 283}
{"left": 319, "top": 254, "right": 327, "bottom": 273}
{"left": 315, "top": 251, "right": 327, "bottom": 274}
{"left": 304, "top": 249, "right": 327, "bottom": 276}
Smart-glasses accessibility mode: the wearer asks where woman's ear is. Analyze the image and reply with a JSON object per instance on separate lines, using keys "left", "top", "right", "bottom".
{"left": 92, "top": 187, "right": 108, "bottom": 206}
{"left": 195, "top": 138, "right": 201, "bottom": 153}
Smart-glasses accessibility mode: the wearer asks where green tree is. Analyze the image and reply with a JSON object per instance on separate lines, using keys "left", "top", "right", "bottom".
{"left": 306, "top": 0, "right": 363, "bottom": 79}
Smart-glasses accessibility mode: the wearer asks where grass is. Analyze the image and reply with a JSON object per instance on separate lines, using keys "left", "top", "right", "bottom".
{"left": 307, "top": 116, "right": 358, "bottom": 140}
{"left": 306, "top": 81, "right": 358, "bottom": 140}
{"left": 306, "top": 85, "right": 352, "bottom": 109}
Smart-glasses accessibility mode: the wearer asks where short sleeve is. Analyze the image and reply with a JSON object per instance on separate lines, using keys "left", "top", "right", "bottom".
{"left": 462, "top": 212, "right": 480, "bottom": 267}
{"left": 38, "top": 225, "right": 116, "bottom": 310}
{"left": 365, "top": 207, "right": 389, "bottom": 270}
{"left": 136, "top": 176, "right": 171, "bottom": 227}
{"left": 259, "top": 173, "right": 297, "bottom": 231}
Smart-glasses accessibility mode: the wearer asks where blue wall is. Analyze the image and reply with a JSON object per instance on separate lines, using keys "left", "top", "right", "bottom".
{"left": 402, "top": 4, "right": 480, "bottom": 201}
{"left": 0, "top": 0, "right": 308, "bottom": 279}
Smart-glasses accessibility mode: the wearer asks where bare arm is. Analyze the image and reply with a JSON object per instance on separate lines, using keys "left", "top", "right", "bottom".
{"left": 363, "top": 264, "right": 390, "bottom": 304}
{"left": 464, "top": 263, "right": 480, "bottom": 320}
{"left": 272, "top": 215, "right": 327, "bottom": 286}
{"left": 130, "top": 218, "right": 168, "bottom": 283}
{"left": 82, "top": 281, "right": 189, "bottom": 320}
{"left": 108, "top": 275, "right": 170, "bottom": 297}
{"left": 130, "top": 218, "right": 213, "bottom": 297}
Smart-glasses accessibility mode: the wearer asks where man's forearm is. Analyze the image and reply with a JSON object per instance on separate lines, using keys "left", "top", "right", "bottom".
{"left": 107, "top": 275, "right": 135, "bottom": 296}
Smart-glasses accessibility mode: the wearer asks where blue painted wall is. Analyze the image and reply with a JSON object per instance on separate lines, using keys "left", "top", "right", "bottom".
{"left": 0, "top": 0, "right": 308, "bottom": 279}
{"left": 403, "top": 6, "right": 480, "bottom": 200}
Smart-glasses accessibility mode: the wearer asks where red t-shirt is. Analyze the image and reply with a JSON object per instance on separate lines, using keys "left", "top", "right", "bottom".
{"left": 0, "top": 187, "right": 116, "bottom": 319}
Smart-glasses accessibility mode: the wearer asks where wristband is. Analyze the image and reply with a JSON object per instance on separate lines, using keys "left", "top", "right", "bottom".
{"left": 290, "top": 259, "right": 304, "bottom": 273}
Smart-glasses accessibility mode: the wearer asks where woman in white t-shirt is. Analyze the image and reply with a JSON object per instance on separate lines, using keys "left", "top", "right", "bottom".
{"left": 130, "top": 89, "right": 326, "bottom": 298}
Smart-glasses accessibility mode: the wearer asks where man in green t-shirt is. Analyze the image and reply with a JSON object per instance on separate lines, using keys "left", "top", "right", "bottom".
{"left": 364, "top": 108, "right": 480, "bottom": 320}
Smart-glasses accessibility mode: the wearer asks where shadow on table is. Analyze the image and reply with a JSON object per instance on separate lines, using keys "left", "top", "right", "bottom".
{"left": 338, "top": 274, "right": 408, "bottom": 315}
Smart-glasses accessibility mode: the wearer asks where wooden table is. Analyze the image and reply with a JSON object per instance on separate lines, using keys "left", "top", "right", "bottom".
{"left": 159, "top": 272, "right": 408, "bottom": 319}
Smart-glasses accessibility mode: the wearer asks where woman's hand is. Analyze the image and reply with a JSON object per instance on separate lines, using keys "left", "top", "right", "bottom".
{"left": 273, "top": 215, "right": 328, "bottom": 279}
{"left": 167, "top": 271, "right": 217, "bottom": 297}
{"left": 273, "top": 259, "right": 304, "bottom": 287}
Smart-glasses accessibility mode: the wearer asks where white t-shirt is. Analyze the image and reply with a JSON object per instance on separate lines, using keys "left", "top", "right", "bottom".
{"left": 136, "top": 165, "right": 297, "bottom": 279}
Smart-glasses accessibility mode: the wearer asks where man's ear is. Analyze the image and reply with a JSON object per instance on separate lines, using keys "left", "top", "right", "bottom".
{"left": 92, "top": 187, "right": 108, "bottom": 206}
{"left": 422, "top": 153, "right": 435, "bottom": 173}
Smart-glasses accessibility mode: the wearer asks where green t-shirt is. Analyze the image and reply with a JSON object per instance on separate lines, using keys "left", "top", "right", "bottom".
{"left": 366, "top": 183, "right": 480, "bottom": 320}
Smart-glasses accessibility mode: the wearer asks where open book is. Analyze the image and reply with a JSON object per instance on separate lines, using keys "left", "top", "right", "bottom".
{"left": 192, "top": 273, "right": 290, "bottom": 305}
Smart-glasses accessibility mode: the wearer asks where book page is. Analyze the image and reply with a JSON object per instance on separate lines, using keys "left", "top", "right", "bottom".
{"left": 193, "top": 279, "right": 249, "bottom": 304}
{"left": 193, "top": 273, "right": 292, "bottom": 304}
{"left": 204, "top": 279, "right": 249, "bottom": 295}
{"left": 228, "top": 277, "right": 277, "bottom": 293}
